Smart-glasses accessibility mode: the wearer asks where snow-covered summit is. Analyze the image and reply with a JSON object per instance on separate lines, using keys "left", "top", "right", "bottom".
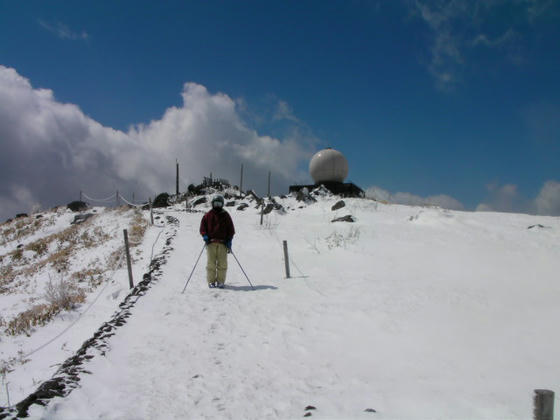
{"left": 1, "top": 194, "right": 559, "bottom": 419}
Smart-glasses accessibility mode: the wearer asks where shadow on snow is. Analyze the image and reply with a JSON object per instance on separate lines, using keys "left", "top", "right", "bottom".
{"left": 225, "top": 284, "right": 277, "bottom": 292}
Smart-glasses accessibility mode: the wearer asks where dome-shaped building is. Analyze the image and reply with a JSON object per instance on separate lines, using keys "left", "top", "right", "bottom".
{"left": 309, "top": 148, "right": 349, "bottom": 183}
{"left": 289, "top": 147, "right": 364, "bottom": 197}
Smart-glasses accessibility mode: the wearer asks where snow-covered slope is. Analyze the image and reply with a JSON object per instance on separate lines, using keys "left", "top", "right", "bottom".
{"left": 2, "top": 194, "right": 560, "bottom": 419}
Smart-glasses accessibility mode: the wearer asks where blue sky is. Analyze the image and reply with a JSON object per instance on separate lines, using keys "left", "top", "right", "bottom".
{"left": 1, "top": 0, "right": 559, "bottom": 218}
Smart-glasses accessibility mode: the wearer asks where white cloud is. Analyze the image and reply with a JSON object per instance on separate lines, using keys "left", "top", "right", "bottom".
{"left": 475, "top": 183, "right": 523, "bottom": 213}
{"left": 0, "top": 66, "right": 314, "bottom": 220}
{"left": 38, "top": 20, "right": 89, "bottom": 40}
{"left": 0, "top": 186, "right": 39, "bottom": 219}
{"left": 476, "top": 181, "right": 560, "bottom": 216}
{"left": 410, "top": 0, "right": 557, "bottom": 90}
{"left": 535, "top": 181, "right": 560, "bottom": 216}
{"left": 273, "top": 100, "right": 300, "bottom": 123}
{"left": 471, "top": 29, "right": 516, "bottom": 47}
{"left": 365, "top": 186, "right": 464, "bottom": 210}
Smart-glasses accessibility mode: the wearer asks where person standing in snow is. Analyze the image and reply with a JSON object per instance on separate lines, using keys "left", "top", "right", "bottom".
{"left": 199, "top": 194, "right": 235, "bottom": 289}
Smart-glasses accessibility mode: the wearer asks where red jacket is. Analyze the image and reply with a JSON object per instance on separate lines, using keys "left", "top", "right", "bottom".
{"left": 200, "top": 209, "right": 235, "bottom": 243}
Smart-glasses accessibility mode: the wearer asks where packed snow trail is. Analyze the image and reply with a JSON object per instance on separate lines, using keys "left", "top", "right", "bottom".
{"left": 26, "top": 199, "right": 560, "bottom": 419}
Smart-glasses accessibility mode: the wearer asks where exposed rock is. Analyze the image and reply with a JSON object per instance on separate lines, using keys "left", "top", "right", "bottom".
{"left": 331, "top": 215, "right": 355, "bottom": 223}
{"left": 311, "top": 185, "right": 332, "bottom": 197}
{"left": 528, "top": 224, "right": 548, "bottom": 230}
{"left": 67, "top": 201, "right": 88, "bottom": 212}
{"left": 237, "top": 203, "right": 249, "bottom": 211}
{"left": 225, "top": 201, "right": 236, "bottom": 207}
{"left": 71, "top": 213, "right": 94, "bottom": 225}
{"left": 245, "top": 190, "right": 261, "bottom": 202}
{"left": 364, "top": 408, "right": 377, "bottom": 413}
{"left": 331, "top": 200, "right": 346, "bottom": 211}
{"left": 153, "top": 193, "right": 170, "bottom": 208}
{"left": 188, "top": 183, "right": 205, "bottom": 196}
{"left": 16, "top": 213, "right": 29, "bottom": 219}
{"left": 192, "top": 197, "right": 207, "bottom": 207}
{"left": 296, "top": 188, "right": 317, "bottom": 203}
{"left": 262, "top": 203, "right": 274, "bottom": 215}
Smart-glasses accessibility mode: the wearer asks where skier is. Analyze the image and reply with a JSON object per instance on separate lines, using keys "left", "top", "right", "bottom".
{"left": 199, "top": 194, "right": 235, "bottom": 288}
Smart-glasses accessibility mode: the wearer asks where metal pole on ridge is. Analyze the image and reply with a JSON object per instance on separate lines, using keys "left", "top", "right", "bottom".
{"left": 231, "top": 251, "right": 255, "bottom": 290}
{"left": 182, "top": 244, "right": 206, "bottom": 293}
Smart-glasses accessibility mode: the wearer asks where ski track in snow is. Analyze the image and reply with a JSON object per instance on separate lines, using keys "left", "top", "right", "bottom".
{"left": 2, "top": 196, "right": 560, "bottom": 419}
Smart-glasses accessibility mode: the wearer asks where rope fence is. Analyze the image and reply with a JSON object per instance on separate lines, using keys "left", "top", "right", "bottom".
{"left": 80, "top": 190, "right": 147, "bottom": 208}
{"left": 119, "top": 194, "right": 145, "bottom": 208}
{"left": 81, "top": 192, "right": 117, "bottom": 203}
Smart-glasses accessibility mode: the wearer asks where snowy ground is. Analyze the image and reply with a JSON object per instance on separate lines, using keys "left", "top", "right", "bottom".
{"left": 0, "top": 206, "right": 158, "bottom": 406}
{"left": 2, "top": 192, "right": 560, "bottom": 419}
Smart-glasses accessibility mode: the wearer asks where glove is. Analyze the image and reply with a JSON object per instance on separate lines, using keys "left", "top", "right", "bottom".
{"left": 225, "top": 239, "right": 232, "bottom": 252}
{"left": 202, "top": 235, "right": 210, "bottom": 244}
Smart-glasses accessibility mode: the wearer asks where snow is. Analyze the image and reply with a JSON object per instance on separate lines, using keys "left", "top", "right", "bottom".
{"left": 2, "top": 195, "right": 560, "bottom": 419}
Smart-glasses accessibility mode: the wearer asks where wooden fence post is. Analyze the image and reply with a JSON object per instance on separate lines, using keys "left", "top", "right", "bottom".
{"left": 123, "top": 229, "right": 134, "bottom": 289}
{"left": 283, "top": 240, "right": 290, "bottom": 279}
{"left": 149, "top": 198, "right": 154, "bottom": 225}
{"left": 5, "top": 379, "right": 10, "bottom": 407}
{"left": 240, "top": 164, "right": 244, "bottom": 195}
{"left": 176, "top": 160, "right": 179, "bottom": 195}
{"left": 534, "top": 389, "right": 555, "bottom": 420}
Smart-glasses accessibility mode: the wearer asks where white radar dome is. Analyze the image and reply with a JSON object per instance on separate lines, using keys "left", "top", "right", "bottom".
{"left": 309, "top": 148, "right": 348, "bottom": 183}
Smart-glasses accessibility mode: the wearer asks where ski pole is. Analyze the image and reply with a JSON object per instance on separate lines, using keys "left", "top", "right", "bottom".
{"left": 181, "top": 244, "right": 206, "bottom": 293}
{"left": 231, "top": 251, "right": 255, "bottom": 290}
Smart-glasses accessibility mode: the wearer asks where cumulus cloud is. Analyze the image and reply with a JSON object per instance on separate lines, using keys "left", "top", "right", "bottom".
{"left": 535, "top": 181, "right": 560, "bottom": 215}
{"left": 365, "top": 186, "right": 464, "bottom": 210}
{"left": 0, "top": 65, "right": 314, "bottom": 220}
{"left": 475, "top": 183, "right": 525, "bottom": 213}
{"left": 476, "top": 181, "right": 560, "bottom": 216}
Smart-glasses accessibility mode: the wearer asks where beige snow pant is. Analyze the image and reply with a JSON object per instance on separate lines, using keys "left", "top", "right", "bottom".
{"left": 206, "top": 242, "right": 228, "bottom": 285}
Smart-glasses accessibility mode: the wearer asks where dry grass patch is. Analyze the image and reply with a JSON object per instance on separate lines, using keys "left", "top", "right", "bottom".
{"left": 0, "top": 265, "right": 16, "bottom": 294}
{"left": 0, "top": 220, "right": 96, "bottom": 294}
{"left": 128, "top": 210, "right": 148, "bottom": 247}
{"left": 80, "top": 226, "right": 111, "bottom": 248}
{"left": 107, "top": 248, "right": 125, "bottom": 270}
{"left": 25, "top": 237, "right": 50, "bottom": 256}
{"left": 1, "top": 214, "right": 56, "bottom": 246}
{"left": 4, "top": 304, "right": 63, "bottom": 336}
{"left": 4, "top": 278, "right": 86, "bottom": 336}
{"left": 72, "top": 267, "right": 105, "bottom": 288}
